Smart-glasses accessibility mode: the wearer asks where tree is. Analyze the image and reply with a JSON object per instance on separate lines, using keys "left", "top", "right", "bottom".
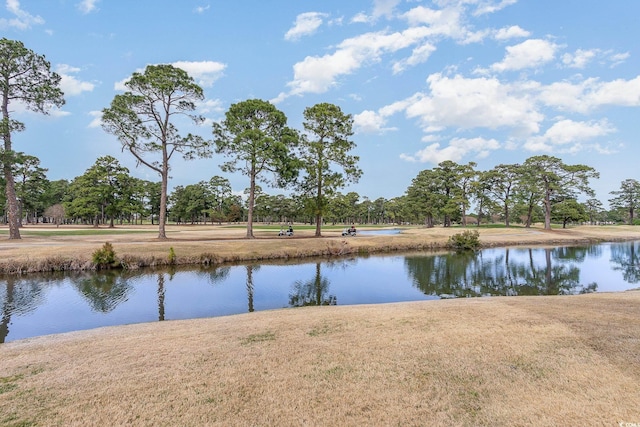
{"left": 298, "top": 103, "right": 362, "bottom": 237}
{"left": 522, "top": 155, "right": 599, "bottom": 230}
{"left": 66, "top": 156, "right": 131, "bottom": 227}
{"left": 169, "top": 182, "right": 210, "bottom": 224}
{"left": 13, "top": 153, "right": 48, "bottom": 224}
{"left": 552, "top": 198, "right": 588, "bottom": 228}
{"left": 609, "top": 179, "right": 640, "bottom": 225}
{"left": 0, "top": 38, "right": 64, "bottom": 239}
{"left": 43, "top": 203, "right": 65, "bottom": 226}
{"left": 406, "top": 169, "right": 443, "bottom": 228}
{"left": 583, "top": 198, "right": 604, "bottom": 225}
{"left": 485, "top": 163, "right": 520, "bottom": 226}
{"left": 212, "top": 99, "right": 299, "bottom": 238}
{"left": 208, "top": 175, "right": 232, "bottom": 224}
{"left": 101, "top": 64, "right": 211, "bottom": 238}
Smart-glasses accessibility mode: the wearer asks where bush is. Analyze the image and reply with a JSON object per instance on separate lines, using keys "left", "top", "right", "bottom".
{"left": 448, "top": 230, "right": 481, "bottom": 251}
{"left": 168, "top": 247, "right": 176, "bottom": 265}
{"left": 92, "top": 242, "right": 119, "bottom": 269}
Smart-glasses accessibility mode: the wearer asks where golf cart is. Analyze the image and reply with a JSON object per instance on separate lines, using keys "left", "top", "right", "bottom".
{"left": 279, "top": 225, "right": 294, "bottom": 237}
{"left": 342, "top": 226, "right": 357, "bottom": 237}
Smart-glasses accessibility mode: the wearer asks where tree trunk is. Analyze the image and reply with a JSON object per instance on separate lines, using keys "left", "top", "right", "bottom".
{"left": 158, "top": 163, "right": 168, "bottom": 239}
{"left": 543, "top": 191, "right": 552, "bottom": 230}
{"left": 246, "top": 170, "right": 255, "bottom": 239}
{"left": 2, "top": 165, "right": 21, "bottom": 239}
{"left": 314, "top": 167, "right": 323, "bottom": 237}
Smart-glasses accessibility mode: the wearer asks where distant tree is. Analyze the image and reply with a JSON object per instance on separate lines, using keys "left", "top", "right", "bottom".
{"left": 406, "top": 169, "right": 443, "bottom": 228}
{"left": 485, "top": 163, "right": 520, "bottom": 226}
{"left": 13, "top": 153, "right": 48, "bottom": 224}
{"left": 583, "top": 198, "right": 604, "bottom": 225}
{"left": 609, "top": 179, "right": 640, "bottom": 225}
{"left": 66, "top": 156, "right": 131, "bottom": 227}
{"left": 42, "top": 179, "right": 70, "bottom": 210}
{"left": 298, "top": 103, "right": 362, "bottom": 237}
{"left": 213, "top": 99, "right": 299, "bottom": 238}
{"left": 102, "top": 64, "right": 211, "bottom": 238}
{"left": 522, "top": 155, "right": 599, "bottom": 230}
{"left": 552, "top": 198, "right": 588, "bottom": 228}
{"left": 456, "top": 162, "right": 477, "bottom": 226}
{"left": 169, "top": 182, "right": 210, "bottom": 224}
{"left": 43, "top": 203, "right": 65, "bottom": 227}
{"left": 471, "top": 171, "right": 497, "bottom": 227}
{"left": 1, "top": 38, "right": 64, "bottom": 238}
{"left": 208, "top": 175, "right": 232, "bottom": 224}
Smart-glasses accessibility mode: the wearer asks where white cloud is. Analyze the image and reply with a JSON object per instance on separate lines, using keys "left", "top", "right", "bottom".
{"left": 543, "top": 119, "right": 615, "bottom": 145}
{"left": 562, "top": 48, "right": 598, "bottom": 69}
{"left": 405, "top": 73, "right": 543, "bottom": 136}
{"left": 277, "top": 2, "right": 523, "bottom": 102}
{"left": 493, "top": 25, "right": 530, "bottom": 40}
{"left": 524, "top": 119, "right": 616, "bottom": 153}
{"left": 0, "top": 0, "right": 44, "bottom": 30}
{"left": 56, "top": 64, "right": 95, "bottom": 96}
{"left": 538, "top": 76, "right": 640, "bottom": 113}
{"left": 471, "top": 0, "right": 518, "bottom": 16}
{"left": 402, "top": 5, "right": 467, "bottom": 40}
{"left": 392, "top": 42, "right": 437, "bottom": 74}
{"left": 285, "top": 12, "right": 328, "bottom": 41}
{"left": 608, "top": 51, "right": 630, "bottom": 67}
{"left": 401, "top": 137, "right": 500, "bottom": 164}
{"left": 171, "top": 61, "right": 226, "bottom": 87}
{"left": 76, "top": 0, "right": 100, "bottom": 14}
{"left": 354, "top": 110, "right": 396, "bottom": 133}
{"left": 352, "top": 0, "right": 401, "bottom": 23}
{"left": 490, "top": 39, "right": 558, "bottom": 72}
{"left": 115, "top": 61, "right": 227, "bottom": 91}
{"left": 87, "top": 110, "right": 102, "bottom": 128}
{"left": 194, "top": 5, "right": 210, "bottom": 14}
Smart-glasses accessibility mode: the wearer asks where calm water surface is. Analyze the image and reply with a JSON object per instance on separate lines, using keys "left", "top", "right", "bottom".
{"left": 1, "top": 241, "right": 638, "bottom": 343}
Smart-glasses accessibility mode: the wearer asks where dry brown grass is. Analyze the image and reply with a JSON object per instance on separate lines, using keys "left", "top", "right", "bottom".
{"left": 2, "top": 223, "right": 640, "bottom": 274}
{"left": 1, "top": 292, "right": 639, "bottom": 426}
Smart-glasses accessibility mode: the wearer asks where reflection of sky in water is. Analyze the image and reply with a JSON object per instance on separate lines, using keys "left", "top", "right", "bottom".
{"left": 1, "top": 241, "right": 638, "bottom": 342}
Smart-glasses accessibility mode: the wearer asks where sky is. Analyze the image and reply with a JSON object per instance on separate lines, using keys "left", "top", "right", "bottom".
{"left": 2, "top": 0, "right": 640, "bottom": 207}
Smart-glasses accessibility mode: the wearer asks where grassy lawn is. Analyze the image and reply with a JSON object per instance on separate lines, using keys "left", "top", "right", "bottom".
{"left": 1, "top": 292, "right": 638, "bottom": 426}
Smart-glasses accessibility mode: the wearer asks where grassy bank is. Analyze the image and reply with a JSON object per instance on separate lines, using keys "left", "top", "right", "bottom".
{"left": 1, "top": 223, "right": 640, "bottom": 274}
{"left": 1, "top": 291, "right": 639, "bottom": 426}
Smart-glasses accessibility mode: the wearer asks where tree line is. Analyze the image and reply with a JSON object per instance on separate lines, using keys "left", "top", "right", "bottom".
{"left": 2, "top": 38, "right": 639, "bottom": 240}
{"left": 2, "top": 151, "right": 639, "bottom": 230}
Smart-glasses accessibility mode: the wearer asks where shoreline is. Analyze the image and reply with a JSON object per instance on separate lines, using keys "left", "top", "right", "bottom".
{"left": 1, "top": 224, "right": 640, "bottom": 275}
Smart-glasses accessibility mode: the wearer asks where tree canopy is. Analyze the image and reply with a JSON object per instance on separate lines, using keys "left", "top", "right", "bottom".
{"left": 101, "top": 64, "right": 211, "bottom": 238}
{"left": 298, "top": 103, "right": 362, "bottom": 237}
{"left": 212, "top": 99, "right": 299, "bottom": 238}
{"left": 0, "top": 38, "right": 64, "bottom": 239}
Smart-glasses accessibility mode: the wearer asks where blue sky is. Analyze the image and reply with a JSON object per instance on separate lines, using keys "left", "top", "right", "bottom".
{"left": 2, "top": 0, "right": 639, "bottom": 206}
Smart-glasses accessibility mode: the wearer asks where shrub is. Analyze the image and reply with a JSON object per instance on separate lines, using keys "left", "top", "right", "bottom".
{"left": 92, "top": 242, "right": 119, "bottom": 269}
{"left": 448, "top": 230, "right": 481, "bottom": 251}
{"left": 168, "top": 247, "right": 176, "bottom": 265}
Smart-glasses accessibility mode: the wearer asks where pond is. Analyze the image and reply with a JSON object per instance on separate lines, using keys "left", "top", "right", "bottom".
{"left": 1, "top": 241, "right": 639, "bottom": 343}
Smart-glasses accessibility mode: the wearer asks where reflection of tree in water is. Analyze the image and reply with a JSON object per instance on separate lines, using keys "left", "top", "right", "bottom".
{"left": 245, "top": 264, "right": 259, "bottom": 312}
{"left": 289, "top": 262, "right": 337, "bottom": 307}
{"left": 70, "top": 271, "right": 133, "bottom": 313}
{"left": 609, "top": 241, "right": 640, "bottom": 284}
{"left": 0, "top": 276, "right": 47, "bottom": 343}
{"left": 405, "top": 247, "right": 596, "bottom": 298}
{"left": 193, "top": 265, "right": 231, "bottom": 286}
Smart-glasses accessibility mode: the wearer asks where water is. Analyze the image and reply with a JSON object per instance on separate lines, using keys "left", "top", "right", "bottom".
{"left": 1, "top": 241, "right": 638, "bottom": 343}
